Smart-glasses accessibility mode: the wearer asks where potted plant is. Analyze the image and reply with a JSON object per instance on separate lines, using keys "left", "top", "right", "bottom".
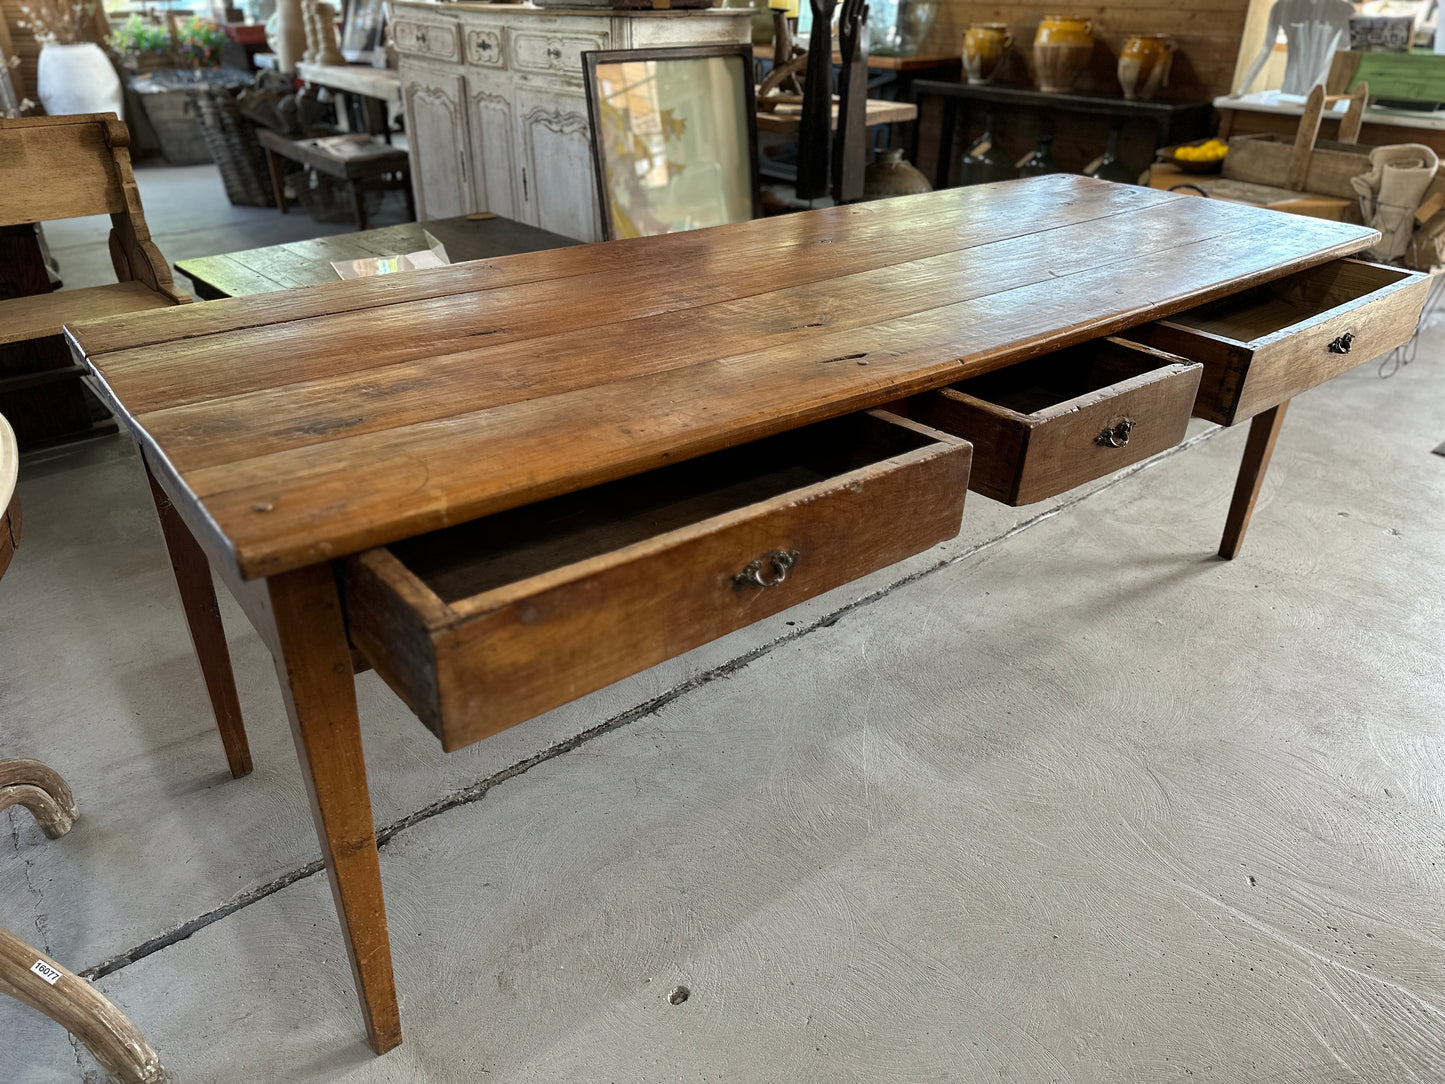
{"left": 15, "top": 0, "right": 122, "bottom": 115}
{"left": 173, "top": 18, "right": 227, "bottom": 68}
{"left": 108, "top": 14, "right": 177, "bottom": 73}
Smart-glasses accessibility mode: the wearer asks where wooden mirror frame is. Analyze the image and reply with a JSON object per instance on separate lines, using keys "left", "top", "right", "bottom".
{"left": 582, "top": 43, "right": 762, "bottom": 241}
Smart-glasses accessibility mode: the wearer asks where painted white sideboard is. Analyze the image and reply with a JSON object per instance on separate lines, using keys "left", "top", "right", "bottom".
{"left": 390, "top": 2, "right": 752, "bottom": 241}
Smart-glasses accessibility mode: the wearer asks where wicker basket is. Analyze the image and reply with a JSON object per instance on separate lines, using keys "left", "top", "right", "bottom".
{"left": 193, "top": 86, "right": 276, "bottom": 207}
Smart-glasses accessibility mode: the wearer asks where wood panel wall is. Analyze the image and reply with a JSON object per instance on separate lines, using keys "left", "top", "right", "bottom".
{"left": 927, "top": 0, "right": 1255, "bottom": 102}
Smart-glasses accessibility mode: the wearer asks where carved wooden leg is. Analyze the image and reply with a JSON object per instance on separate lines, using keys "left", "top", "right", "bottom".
{"left": 0, "top": 926, "right": 164, "bottom": 1084}
{"left": 0, "top": 758, "right": 77, "bottom": 839}
{"left": 143, "top": 461, "right": 253, "bottom": 779}
{"left": 264, "top": 564, "right": 401, "bottom": 1055}
{"left": 265, "top": 146, "right": 288, "bottom": 214}
{"left": 1219, "top": 401, "right": 1290, "bottom": 560}
{"left": 351, "top": 180, "right": 370, "bottom": 231}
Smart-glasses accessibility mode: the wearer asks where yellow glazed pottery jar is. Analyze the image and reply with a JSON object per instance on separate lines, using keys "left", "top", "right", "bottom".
{"left": 1032, "top": 14, "right": 1094, "bottom": 93}
{"left": 1117, "top": 33, "right": 1176, "bottom": 101}
{"left": 962, "top": 23, "right": 1013, "bottom": 85}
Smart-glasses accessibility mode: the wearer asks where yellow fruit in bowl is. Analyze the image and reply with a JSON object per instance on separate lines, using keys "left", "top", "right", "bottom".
{"left": 1172, "top": 139, "right": 1227, "bottom": 162}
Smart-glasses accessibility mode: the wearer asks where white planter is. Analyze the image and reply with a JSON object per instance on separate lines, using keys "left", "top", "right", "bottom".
{"left": 36, "top": 42, "right": 124, "bottom": 118}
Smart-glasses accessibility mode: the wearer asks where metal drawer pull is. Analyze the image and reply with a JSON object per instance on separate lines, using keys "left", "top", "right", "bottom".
{"left": 1328, "top": 332, "right": 1355, "bottom": 354}
{"left": 1095, "top": 418, "right": 1135, "bottom": 448}
{"left": 546, "top": 46, "right": 562, "bottom": 59}
{"left": 734, "top": 549, "right": 799, "bottom": 590}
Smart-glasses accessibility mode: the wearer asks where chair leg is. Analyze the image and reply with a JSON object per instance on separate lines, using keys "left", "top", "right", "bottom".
{"left": 0, "top": 926, "right": 164, "bottom": 1084}
{"left": 1219, "top": 401, "right": 1290, "bottom": 560}
{"left": 0, "top": 758, "right": 77, "bottom": 839}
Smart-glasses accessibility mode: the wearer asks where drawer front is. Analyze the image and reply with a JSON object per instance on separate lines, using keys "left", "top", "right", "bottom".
{"left": 624, "top": 12, "right": 753, "bottom": 47}
{"left": 342, "top": 412, "right": 971, "bottom": 750}
{"left": 392, "top": 18, "right": 460, "bottom": 62}
{"left": 910, "top": 338, "right": 1201, "bottom": 506}
{"left": 1124, "top": 259, "right": 1430, "bottom": 426}
{"left": 509, "top": 28, "right": 609, "bottom": 82}
{"left": 464, "top": 27, "right": 505, "bottom": 69}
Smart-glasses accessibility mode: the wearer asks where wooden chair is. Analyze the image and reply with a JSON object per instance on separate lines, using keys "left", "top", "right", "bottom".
{"left": 0, "top": 113, "right": 189, "bottom": 450}
{"left": 0, "top": 413, "right": 165, "bottom": 1083}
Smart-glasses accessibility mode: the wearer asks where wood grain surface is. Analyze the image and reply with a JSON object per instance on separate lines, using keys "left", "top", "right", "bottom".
{"left": 67, "top": 177, "right": 1381, "bottom": 581}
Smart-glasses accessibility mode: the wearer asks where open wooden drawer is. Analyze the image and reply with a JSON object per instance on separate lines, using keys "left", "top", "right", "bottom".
{"left": 1122, "top": 258, "right": 1429, "bottom": 426}
{"left": 340, "top": 411, "right": 972, "bottom": 750}
{"left": 907, "top": 337, "right": 1201, "bottom": 506}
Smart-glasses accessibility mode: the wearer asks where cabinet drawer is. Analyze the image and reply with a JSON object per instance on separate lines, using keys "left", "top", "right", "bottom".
{"left": 1122, "top": 259, "right": 1429, "bottom": 426}
{"left": 464, "top": 27, "right": 505, "bottom": 69}
{"left": 341, "top": 411, "right": 972, "bottom": 750}
{"left": 392, "top": 17, "right": 460, "bottom": 62}
{"left": 509, "top": 28, "right": 609, "bottom": 82}
{"left": 908, "top": 338, "right": 1200, "bottom": 506}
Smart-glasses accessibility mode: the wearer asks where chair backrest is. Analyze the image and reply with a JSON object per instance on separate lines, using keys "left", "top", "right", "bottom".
{"left": 0, "top": 114, "right": 133, "bottom": 228}
{"left": 583, "top": 45, "right": 760, "bottom": 241}
{"left": 0, "top": 113, "right": 181, "bottom": 299}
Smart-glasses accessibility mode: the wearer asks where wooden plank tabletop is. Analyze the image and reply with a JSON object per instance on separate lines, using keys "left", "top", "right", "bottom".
{"left": 176, "top": 214, "right": 579, "bottom": 298}
{"left": 67, "top": 176, "right": 1379, "bottom": 582}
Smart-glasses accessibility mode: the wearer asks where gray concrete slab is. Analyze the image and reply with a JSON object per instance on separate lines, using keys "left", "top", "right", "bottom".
{"left": 3, "top": 164, "right": 1444, "bottom": 1080}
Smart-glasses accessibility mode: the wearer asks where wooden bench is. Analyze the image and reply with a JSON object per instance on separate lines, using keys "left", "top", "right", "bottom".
{"left": 258, "top": 128, "right": 414, "bottom": 230}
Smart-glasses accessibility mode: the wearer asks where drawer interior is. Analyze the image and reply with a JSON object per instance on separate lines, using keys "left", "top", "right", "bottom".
{"left": 388, "top": 411, "right": 949, "bottom": 604}
{"left": 949, "top": 338, "right": 1173, "bottom": 417}
{"left": 1160, "top": 260, "right": 1415, "bottom": 345}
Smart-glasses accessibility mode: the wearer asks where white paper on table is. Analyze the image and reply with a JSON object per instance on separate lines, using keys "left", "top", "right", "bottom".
{"left": 331, "top": 232, "right": 451, "bottom": 279}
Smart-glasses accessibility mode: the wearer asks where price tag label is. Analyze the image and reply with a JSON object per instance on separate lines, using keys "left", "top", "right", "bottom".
{"left": 30, "top": 959, "right": 63, "bottom": 985}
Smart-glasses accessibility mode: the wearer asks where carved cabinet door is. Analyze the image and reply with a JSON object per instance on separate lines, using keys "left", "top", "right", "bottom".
{"left": 401, "top": 68, "right": 472, "bottom": 220}
{"left": 466, "top": 76, "right": 519, "bottom": 220}
{"left": 513, "top": 88, "right": 601, "bottom": 243}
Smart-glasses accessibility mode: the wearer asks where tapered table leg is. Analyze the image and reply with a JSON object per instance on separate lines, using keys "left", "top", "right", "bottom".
{"left": 144, "top": 461, "right": 253, "bottom": 778}
{"left": 264, "top": 564, "right": 401, "bottom": 1054}
{"left": 1219, "top": 401, "right": 1290, "bottom": 560}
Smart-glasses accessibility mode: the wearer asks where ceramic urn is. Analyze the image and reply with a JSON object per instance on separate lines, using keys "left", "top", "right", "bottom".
{"left": 1033, "top": 14, "right": 1094, "bottom": 94}
{"left": 1117, "top": 33, "right": 1176, "bottom": 101}
{"left": 963, "top": 23, "right": 1013, "bottom": 85}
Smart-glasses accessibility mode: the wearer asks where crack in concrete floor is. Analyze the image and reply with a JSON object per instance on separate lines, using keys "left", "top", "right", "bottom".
{"left": 74, "top": 422, "right": 1230, "bottom": 986}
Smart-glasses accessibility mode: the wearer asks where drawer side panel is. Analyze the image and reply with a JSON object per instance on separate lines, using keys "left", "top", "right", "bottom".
{"left": 342, "top": 550, "right": 447, "bottom": 738}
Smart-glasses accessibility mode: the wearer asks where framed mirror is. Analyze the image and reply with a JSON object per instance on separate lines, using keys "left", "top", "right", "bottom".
{"left": 583, "top": 44, "right": 760, "bottom": 241}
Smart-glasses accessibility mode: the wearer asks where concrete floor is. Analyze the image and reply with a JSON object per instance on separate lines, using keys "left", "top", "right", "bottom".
{"left": 3, "top": 166, "right": 1445, "bottom": 1081}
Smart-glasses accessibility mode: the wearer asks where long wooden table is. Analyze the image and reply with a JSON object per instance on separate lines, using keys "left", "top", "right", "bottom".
{"left": 64, "top": 176, "right": 1424, "bottom": 1056}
